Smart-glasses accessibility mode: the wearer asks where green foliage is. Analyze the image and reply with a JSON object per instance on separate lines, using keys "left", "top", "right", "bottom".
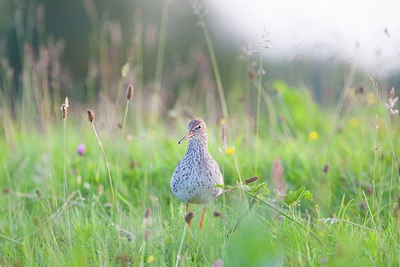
{"left": 284, "top": 187, "right": 313, "bottom": 206}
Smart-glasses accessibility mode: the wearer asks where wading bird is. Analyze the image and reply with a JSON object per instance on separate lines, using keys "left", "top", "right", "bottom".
{"left": 170, "top": 119, "right": 224, "bottom": 229}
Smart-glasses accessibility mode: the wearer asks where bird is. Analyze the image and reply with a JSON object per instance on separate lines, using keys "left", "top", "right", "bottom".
{"left": 170, "top": 119, "right": 224, "bottom": 230}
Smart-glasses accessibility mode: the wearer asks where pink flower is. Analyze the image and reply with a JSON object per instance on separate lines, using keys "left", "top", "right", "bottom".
{"left": 77, "top": 143, "right": 86, "bottom": 155}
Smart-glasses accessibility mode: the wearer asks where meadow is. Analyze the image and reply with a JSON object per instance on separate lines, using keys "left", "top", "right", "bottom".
{"left": 1, "top": 3, "right": 400, "bottom": 266}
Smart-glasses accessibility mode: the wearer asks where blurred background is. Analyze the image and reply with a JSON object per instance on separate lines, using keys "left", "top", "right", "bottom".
{"left": 0, "top": 0, "right": 399, "bottom": 125}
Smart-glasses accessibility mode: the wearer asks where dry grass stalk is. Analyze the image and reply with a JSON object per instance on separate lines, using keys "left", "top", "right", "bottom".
{"left": 87, "top": 108, "right": 116, "bottom": 218}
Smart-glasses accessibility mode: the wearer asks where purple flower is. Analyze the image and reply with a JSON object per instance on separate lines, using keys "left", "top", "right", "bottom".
{"left": 77, "top": 143, "right": 86, "bottom": 155}
{"left": 214, "top": 259, "right": 224, "bottom": 267}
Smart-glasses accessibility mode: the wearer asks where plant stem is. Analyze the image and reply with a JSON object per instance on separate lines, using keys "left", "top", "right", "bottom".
{"left": 115, "top": 99, "right": 130, "bottom": 220}
{"left": 255, "top": 55, "right": 263, "bottom": 173}
{"left": 63, "top": 118, "right": 72, "bottom": 249}
{"left": 198, "top": 13, "right": 228, "bottom": 119}
{"left": 175, "top": 226, "right": 187, "bottom": 267}
{"left": 90, "top": 121, "right": 116, "bottom": 220}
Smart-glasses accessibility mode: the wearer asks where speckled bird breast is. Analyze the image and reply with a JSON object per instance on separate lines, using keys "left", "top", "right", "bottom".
{"left": 170, "top": 139, "right": 224, "bottom": 204}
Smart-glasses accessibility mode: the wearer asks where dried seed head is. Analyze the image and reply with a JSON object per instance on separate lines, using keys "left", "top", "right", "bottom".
{"left": 35, "top": 188, "right": 42, "bottom": 199}
{"left": 2, "top": 188, "right": 9, "bottom": 194}
{"left": 87, "top": 109, "right": 95, "bottom": 122}
{"left": 144, "top": 229, "right": 151, "bottom": 241}
{"left": 244, "top": 176, "right": 259, "bottom": 184}
{"left": 247, "top": 68, "right": 256, "bottom": 80}
{"left": 185, "top": 212, "right": 194, "bottom": 224}
{"left": 390, "top": 87, "right": 395, "bottom": 99}
{"left": 144, "top": 207, "right": 151, "bottom": 219}
{"left": 213, "top": 210, "right": 221, "bottom": 217}
{"left": 33, "top": 216, "right": 41, "bottom": 226}
{"left": 323, "top": 163, "right": 329, "bottom": 173}
{"left": 60, "top": 97, "right": 69, "bottom": 119}
{"left": 355, "top": 85, "right": 364, "bottom": 95}
{"left": 127, "top": 84, "right": 134, "bottom": 100}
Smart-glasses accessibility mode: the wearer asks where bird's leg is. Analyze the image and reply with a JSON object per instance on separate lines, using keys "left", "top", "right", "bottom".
{"left": 186, "top": 203, "right": 191, "bottom": 229}
{"left": 199, "top": 207, "right": 206, "bottom": 230}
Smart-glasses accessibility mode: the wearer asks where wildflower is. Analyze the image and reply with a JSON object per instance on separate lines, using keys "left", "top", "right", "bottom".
{"left": 366, "top": 93, "right": 377, "bottom": 105}
{"left": 214, "top": 259, "right": 224, "bottom": 267}
{"left": 77, "top": 143, "right": 86, "bottom": 155}
{"left": 221, "top": 118, "right": 227, "bottom": 149}
{"left": 314, "top": 204, "right": 319, "bottom": 209}
{"left": 348, "top": 117, "right": 358, "bottom": 128}
{"left": 147, "top": 255, "right": 155, "bottom": 263}
{"left": 226, "top": 147, "right": 235, "bottom": 155}
{"left": 309, "top": 131, "right": 318, "bottom": 140}
{"left": 385, "top": 87, "right": 399, "bottom": 115}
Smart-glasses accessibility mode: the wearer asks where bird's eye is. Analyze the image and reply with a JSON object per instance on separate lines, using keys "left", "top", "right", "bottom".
{"left": 197, "top": 125, "right": 202, "bottom": 129}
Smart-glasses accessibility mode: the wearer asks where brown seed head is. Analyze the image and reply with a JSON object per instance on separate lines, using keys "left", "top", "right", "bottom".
{"left": 127, "top": 84, "right": 134, "bottom": 100}
{"left": 2, "top": 188, "right": 9, "bottom": 194}
{"left": 323, "top": 163, "right": 329, "bottom": 173}
{"left": 33, "top": 216, "right": 41, "bottom": 226}
{"left": 185, "top": 212, "right": 194, "bottom": 223}
{"left": 144, "top": 207, "right": 151, "bottom": 219}
{"left": 390, "top": 87, "right": 395, "bottom": 99}
{"left": 61, "top": 97, "right": 69, "bottom": 119}
{"left": 244, "top": 176, "right": 259, "bottom": 184}
{"left": 355, "top": 85, "right": 364, "bottom": 95}
{"left": 87, "top": 109, "right": 95, "bottom": 122}
{"left": 213, "top": 210, "right": 221, "bottom": 217}
{"left": 247, "top": 68, "right": 256, "bottom": 80}
{"left": 35, "top": 188, "right": 42, "bottom": 199}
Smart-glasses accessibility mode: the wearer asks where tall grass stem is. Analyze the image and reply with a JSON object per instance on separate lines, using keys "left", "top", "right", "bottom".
{"left": 198, "top": 14, "right": 229, "bottom": 119}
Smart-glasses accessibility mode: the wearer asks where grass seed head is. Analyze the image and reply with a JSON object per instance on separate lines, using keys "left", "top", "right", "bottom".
{"left": 33, "top": 216, "right": 41, "bottom": 226}
{"left": 144, "top": 207, "right": 151, "bottom": 219}
{"left": 127, "top": 84, "right": 134, "bottom": 100}
{"left": 323, "top": 163, "right": 329, "bottom": 173}
{"left": 213, "top": 210, "right": 221, "bottom": 217}
{"left": 244, "top": 176, "right": 259, "bottom": 184}
{"left": 61, "top": 97, "right": 69, "bottom": 119}
{"left": 87, "top": 109, "right": 95, "bottom": 122}
{"left": 185, "top": 212, "right": 194, "bottom": 223}
{"left": 2, "top": 188, "right": 9, "bottom": 194}
{"left": 35, "top": 188, "right": 42, "bottom": 199}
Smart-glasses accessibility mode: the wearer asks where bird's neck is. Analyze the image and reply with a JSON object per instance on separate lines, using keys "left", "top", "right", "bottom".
{"left": 187, "top": 137, "right": 208, "bottom": 156}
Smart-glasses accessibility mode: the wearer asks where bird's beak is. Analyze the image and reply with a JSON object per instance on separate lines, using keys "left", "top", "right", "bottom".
{"left": 178, "top": 131, "right": 194, "bottom": 144}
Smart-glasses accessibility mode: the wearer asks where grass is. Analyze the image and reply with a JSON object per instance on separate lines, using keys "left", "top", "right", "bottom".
{"left": 1, "top": 79, "right": 400, "bottom": 265}
{"left": 1, "top": 3, "right": 400, "bottom": 265}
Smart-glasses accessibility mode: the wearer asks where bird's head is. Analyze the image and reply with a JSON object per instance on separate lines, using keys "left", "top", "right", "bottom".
{"left": 178, "top": 119, "right": 207, "bottom": 144}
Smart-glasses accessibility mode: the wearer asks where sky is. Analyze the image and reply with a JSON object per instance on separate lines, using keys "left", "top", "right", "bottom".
{"left": 205, "top": 0, "right": 400, "bottom": 77}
